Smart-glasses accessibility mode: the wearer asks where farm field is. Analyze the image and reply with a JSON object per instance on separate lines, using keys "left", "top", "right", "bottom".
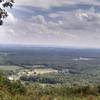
{"left": 0, "top": 65, "right": 22, "bottom": 71}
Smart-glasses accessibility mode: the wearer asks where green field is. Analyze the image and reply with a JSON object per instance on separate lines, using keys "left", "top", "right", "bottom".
{"left": 0, "top": 65, "right": 22, "bottom": 71}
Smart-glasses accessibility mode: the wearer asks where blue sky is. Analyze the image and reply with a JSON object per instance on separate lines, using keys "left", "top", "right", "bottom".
{"left": 0, "top": 0, "right": 100, "bottom": 48}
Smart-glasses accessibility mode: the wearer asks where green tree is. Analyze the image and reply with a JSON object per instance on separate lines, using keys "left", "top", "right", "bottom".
{"left": 9, "top": 81, "right": 26, "bottom": 95}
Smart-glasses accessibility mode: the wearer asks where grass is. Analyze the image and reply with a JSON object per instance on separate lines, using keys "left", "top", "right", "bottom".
{"left": 0, "top": 65, "right": 21, "bottom": 71}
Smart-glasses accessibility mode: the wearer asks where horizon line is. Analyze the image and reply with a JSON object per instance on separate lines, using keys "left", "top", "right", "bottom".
{"left": 0, "top": 43, "right": 99, "bottom": 50}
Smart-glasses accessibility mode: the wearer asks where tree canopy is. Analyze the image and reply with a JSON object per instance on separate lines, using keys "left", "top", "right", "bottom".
{"left": 0, "top": 0, "right": 14, "bottom": 25}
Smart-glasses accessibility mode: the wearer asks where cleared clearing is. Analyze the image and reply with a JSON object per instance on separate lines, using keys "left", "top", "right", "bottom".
{"left": 0, "top": 65, "right": 21, "bottom": 71}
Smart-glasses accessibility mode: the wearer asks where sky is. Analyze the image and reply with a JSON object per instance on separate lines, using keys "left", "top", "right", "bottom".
{"left": 0, "top": 0, "right": 100, "bottom": 48}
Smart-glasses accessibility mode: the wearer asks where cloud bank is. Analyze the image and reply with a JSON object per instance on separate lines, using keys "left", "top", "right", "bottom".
{"left": 0, "top": 0, "right": 100, "bottom": 48}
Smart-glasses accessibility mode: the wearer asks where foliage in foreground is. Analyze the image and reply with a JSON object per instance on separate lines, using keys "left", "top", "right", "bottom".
{"left": 0, "top": 73, "right": 100, "bottom": 100}
{"left": 0, "top": 0, "right": 14, "bottom": 25}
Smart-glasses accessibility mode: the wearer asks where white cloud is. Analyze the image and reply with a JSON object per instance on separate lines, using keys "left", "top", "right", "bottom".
{"left": 16, "top": 0, "right": 68, "bottom": 8}
{"left": 5, "top": 12, "right": 17, "bottom": 24}
{"left": 16, "top": 0, "right": 100, "bottom": 8}
{"left": 32, "top": 15, "right": 47, "bottom": 25}
{"left": 1, "top": 0, "right": 100, "bottom": 48}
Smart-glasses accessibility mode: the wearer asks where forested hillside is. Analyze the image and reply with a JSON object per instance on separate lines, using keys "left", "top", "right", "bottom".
{"left": 0, "top": 71, "right": 100, "bottom": 100}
